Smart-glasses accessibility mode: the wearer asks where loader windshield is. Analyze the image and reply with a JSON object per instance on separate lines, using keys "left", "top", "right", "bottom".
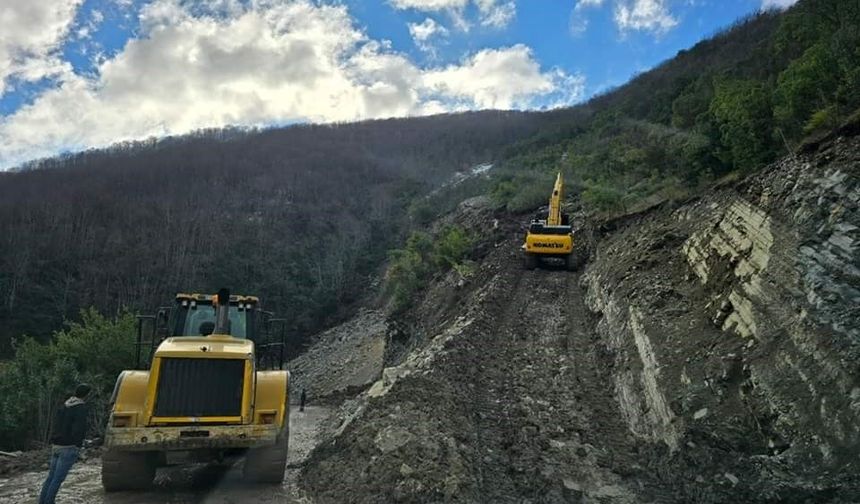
{"left": 179, "top": 304, "right": 248, "bottom": 338}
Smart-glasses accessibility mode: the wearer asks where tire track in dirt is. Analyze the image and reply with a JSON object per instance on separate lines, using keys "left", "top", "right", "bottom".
{"left": 300, "top": 234, "right": 676, "bottom": 503}
{"left": 462, "top": 243, "right": 650, "bottom": 503}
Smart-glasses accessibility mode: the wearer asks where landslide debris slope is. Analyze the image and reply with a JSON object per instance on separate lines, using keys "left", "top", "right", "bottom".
{"left": 299, "top": 131, "right": 860, "bottom": 503}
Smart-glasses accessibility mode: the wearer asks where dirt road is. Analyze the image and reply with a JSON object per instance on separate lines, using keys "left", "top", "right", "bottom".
{"left": 0, "top": 406, "right": 331, "bottom": 504}
{"left": 458, "top": 253, "right": 648, "bottom": 502}
{"left": 300, "top": 238, "right": 668, "bottom": 503}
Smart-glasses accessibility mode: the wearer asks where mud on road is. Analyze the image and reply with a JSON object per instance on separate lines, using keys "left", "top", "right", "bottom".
{"left": 300, "top": 236, "right": 662, "bottom": 503}
{"left": 0, "top": 406, "right": 331, "bottom": 504}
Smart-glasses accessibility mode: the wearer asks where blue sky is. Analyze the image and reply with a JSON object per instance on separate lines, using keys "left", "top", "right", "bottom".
{"left": 0, "top": 0, "right": 797, "bottom": 169}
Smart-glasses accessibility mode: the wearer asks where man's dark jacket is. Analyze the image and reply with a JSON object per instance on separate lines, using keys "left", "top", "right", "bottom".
{"left": 50, "top": 397, "right": 89, "bottom": 447}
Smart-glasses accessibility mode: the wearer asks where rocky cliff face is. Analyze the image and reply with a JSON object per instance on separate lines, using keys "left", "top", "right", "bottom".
{"left": 583, "top": 131, "right": 860, "bottom": 495}
{"left": 298, "top": 131, "right": 860, "bottom": 503}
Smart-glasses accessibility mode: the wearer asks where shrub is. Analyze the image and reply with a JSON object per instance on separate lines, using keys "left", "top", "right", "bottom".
{"left": 804, "top": 105, "right": 839, "bottom": 135}
{"left": 431, "top": 226, "right": 473, "bottom": 270}
{"left": 492, "top": 171, "right": 556, "bottom": 213}
{"left": 0, "top": 309, "right": 136, "bottom": 449}
{"left": 385, "top": 227, "right": 474, "bottom": 311}
{"left": 582, "top": 181, "right": 626, "bottom": 213}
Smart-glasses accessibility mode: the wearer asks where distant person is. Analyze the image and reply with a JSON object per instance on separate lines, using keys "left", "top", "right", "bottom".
{"left": 39, "top": 383, "right": 91, "bottom": 504}
{"left": 300, "top": 388, "right": 307, "bottom": 412}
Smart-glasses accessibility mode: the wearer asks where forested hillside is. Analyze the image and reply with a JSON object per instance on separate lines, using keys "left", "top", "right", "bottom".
{"left": 0, "top": 111, "right": 561, "bottom": 357}
{"left": 0, "top": 0, "right": 858, "bottom": 452}
{"left": 492, "top": 0, "right": 860, "bottom": 214}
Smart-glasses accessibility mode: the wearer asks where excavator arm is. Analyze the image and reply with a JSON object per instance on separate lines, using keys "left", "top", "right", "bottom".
{"left": 547, "top": 172, "right": 564, "bottom": 226}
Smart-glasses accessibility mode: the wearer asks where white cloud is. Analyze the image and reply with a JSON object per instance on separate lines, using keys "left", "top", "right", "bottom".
{"left": 390, "top": 0, "right": 469, "bottom": 8}
{"left": 423, "top": 45, "right": 583, "bottom": 109}
{"left": 0, "top": 0, "right": 582, "bottom": 169}
{"left": 571, "top": 0, "right": 678, "bottom": 36}
{"left": 0, "top": 0, "right": 83, "bottom": 95}
{"left": 761, "top": 0, "right": 798, "bottom": 10}
{"left": 75, "top": 8, "right": 106, "bottom": 40}
{"left": 408, "top": 17, "right": 449, "bottom": 54}
{"left": 570, "top": 0, "right": 604, "bottom": 36}
{"left": 475, "top": 0, "right": 516, "bottom": 28}
{"left": 614, "top": 0, "right": 677, "bottom": 34}
{"left": 390, "top": 0, "right": 515, "bottom": 30}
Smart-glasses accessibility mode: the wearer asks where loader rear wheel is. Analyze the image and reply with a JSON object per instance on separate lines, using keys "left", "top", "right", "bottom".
{"left": 101, "top": 450, "right": 156, "bottom": 491}
{"left": 523, "top": 253, "right": 538, "bottom": 270}
{"left": 243, "top": 430, "right": 289, "bottom": 484}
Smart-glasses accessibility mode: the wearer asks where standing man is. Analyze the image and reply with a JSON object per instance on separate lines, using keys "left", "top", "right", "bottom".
{"left": 300, "top": 388, "right": 307, "bottom": 412}
{"left": 39, "top": 383, "right": 91, "bottom": 504}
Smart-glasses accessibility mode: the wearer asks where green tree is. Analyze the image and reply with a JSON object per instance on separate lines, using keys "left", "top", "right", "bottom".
{"left": 773, "top": 42, "right": 840, "bottom": 138}
{"left": 671, "top": 77, "right": 714, "bottom": 130}
{"left": 0, "top": 309, "right": 136, "bottom": 449}
{"left": 385, "top": 228, "right": 474, "bottom": 311}
{"left": 431, "top": 226, "right": 474, "bottom": 271}
{"left": 710, "top": 78, "right": 775, "bottom": 171}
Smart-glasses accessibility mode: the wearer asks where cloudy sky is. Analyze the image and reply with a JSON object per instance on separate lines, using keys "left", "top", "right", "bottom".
{"left": 0, "top": 0, "right": 797, "bottom": 169}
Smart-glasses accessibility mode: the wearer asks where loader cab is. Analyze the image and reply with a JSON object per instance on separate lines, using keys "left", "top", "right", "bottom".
{"left": 170, "top": 293, "right": 258, "bottom": 339}
{"left": 135, "top": 291, "right": 287, "bottom": 370}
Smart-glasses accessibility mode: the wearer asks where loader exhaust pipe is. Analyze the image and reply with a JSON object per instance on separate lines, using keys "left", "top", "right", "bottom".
{"left": 213, "top": 288, "right": 231, "bottom": 336}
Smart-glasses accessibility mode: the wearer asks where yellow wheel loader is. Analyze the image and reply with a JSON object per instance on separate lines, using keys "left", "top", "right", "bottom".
{"left": 102, "top": 289, "right": 290, "bottom": 491}
{"left": 522, "top": 172, "right": 579, "bottom": 270}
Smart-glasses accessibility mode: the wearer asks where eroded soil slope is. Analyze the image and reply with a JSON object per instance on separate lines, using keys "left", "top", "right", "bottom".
{"left": 303, "top": 243, "right": 654, "bottom": 503}
{"left": 299, "top": 131, "right": 860, "bottom": 503}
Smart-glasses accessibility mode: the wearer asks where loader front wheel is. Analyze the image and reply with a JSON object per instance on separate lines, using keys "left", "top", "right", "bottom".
{"left": 243, "top": 430, "right": 289, "bottom": 484}
{"left": 101, "top": 450, "right": 156, "bottom": 491}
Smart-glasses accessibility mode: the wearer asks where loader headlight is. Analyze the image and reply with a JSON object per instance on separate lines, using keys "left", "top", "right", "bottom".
{"left": 258, "top": 411, "right": 277, "bottom": 424}
{"left": 111, "top": 413, "right": 133, "bottom": 427}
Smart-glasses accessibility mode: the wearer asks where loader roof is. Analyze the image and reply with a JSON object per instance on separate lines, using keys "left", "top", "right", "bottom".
{"left": 175, "top": 293, "right": 260, "bottom": 304}
{"left": 154, "top": 335, "right": 254, "bottom": 359}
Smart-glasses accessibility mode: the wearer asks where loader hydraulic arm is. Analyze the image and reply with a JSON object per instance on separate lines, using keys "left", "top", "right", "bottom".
{"left": 547, "top": 172, "right": 564, "bottom": 226}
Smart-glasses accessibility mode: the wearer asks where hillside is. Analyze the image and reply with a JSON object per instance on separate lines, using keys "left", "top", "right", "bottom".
{"left": 0, "top": 0, "right": 858, "bottom": 467}
{"left": 0, "top": 110, "right": 562, "bottom": 357}
{"left": 492, "top": 0, "right": 860, "bottom": 216}
{"left": 2, "top": 123, "right": 857, "bottom": 503}
{"left": 298, "top": 125, "right": 860, "bottom": 503}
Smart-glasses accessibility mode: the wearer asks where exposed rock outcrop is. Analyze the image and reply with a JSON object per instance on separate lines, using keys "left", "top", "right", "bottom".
{"left": 583, "top": 132, "right": 860, "bottom": 496}
{"left": 299, "top": 133, "right": 860, "bottom": 503}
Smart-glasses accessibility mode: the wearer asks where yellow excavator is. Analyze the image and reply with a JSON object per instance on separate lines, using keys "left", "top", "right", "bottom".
{"left": 522, "top": 172, "right": 576, "bottom": 270}
{"left": 102, "top": 289, "right": 290, "bottom": 490}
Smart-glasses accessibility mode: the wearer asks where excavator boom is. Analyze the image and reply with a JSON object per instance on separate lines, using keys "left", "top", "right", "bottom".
{"left": 547, "top": 172, "right": 564, "bottom": 226}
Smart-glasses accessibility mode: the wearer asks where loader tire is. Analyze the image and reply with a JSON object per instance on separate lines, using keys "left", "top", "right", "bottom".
{"left": 524, "top": 253, "right": 538, "bottom": 270}
{"left": 243, "top": 429, "right": 289, "bottom": 484}
{"left": 101, "top": 450, "right": 156, "bottom": 491}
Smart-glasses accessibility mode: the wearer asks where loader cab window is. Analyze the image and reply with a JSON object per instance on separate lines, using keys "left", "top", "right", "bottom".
{"left": 174, "top": 303, "right": 250, "bottom": 339}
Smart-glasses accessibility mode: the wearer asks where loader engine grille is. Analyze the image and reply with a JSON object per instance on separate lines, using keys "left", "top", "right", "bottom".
{"left": 154, "top": 358, "right": 245, "bottom": 418}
